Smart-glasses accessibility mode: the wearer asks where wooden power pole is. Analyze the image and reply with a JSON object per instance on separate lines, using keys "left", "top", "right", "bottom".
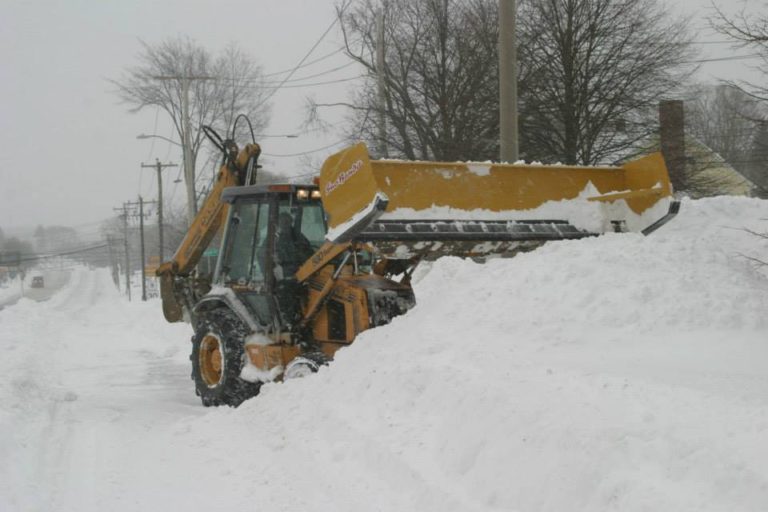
{"left": 126, "top": 197, "right": 157, "bottom": 302}
{"left": 141, "top": 159, "right": 177, "bottom": 262}
{"left": 113, "top": 203, "right": 132, "bottom": 301}
{"left": 376, "top": 7, "right": 388, "bottom": 159}
{"left": 499, "top": 0, "right": 519, "bottom": 162}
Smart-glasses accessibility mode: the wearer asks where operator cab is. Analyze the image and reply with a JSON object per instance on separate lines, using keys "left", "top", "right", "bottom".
{"left": 215, "top": 184, "right": 326, "bottom": 332}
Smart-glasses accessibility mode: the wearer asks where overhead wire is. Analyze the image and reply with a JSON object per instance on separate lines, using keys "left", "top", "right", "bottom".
{"left": 260, "top": 61, "right": 358, "bottom": 85}
{"left": 261, "top": 39, "right": 360, "bottom": 77}
{"left": 262, "top": 139, "right": 348, "bottom": 157}
{"left": 262, "top": 75, "right": 364, "bottom": 89}
{"left": 131, "top": 21, "right": 353, "bottom": 213}
{"left": 683, "top": 53, "right": 763, "bottom": 64}
{"left": 14, "top": 244, "right": 110, "bottom": 263}
{"left": 690, "top": 40, "right": 745, "bottom": 45}
{"left": 257, "top": 16, "right": 340, "bottom": 108}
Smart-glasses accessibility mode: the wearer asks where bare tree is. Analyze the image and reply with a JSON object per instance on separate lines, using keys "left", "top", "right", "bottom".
{"left": 518, "top": 0, "right": 694, "bottom": 165}
{"left": 113, "top": 37, "right": 271, "bottom": 225}
{"left": 711, "top": 3, "right": 768, "bottom": 45}
{"left": 332, "top": 0, "right": 693, "bottom": 165}
{"left": 685, "top": 83, "right": 767, "bottom": 197}
{"left": 687, "top": 84, "right": 757, "bottom": 165}
{"left": 710, "top": 5, "right": 768, "bottom": 196}
{"left": 335, "top": 0, "right": 503, "bottom": 161}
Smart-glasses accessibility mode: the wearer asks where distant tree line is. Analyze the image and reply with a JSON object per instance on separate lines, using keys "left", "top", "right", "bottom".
{"left": 0, "top": 227, "right": 34, "bottom": 270}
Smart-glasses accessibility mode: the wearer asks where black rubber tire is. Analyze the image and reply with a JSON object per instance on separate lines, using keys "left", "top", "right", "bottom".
{"left": 190, "top": 308, "right": 261, "bottom": 407}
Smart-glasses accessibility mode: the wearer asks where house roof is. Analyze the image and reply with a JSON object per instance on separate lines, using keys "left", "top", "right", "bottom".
{"left": 627, "top": 135, "right": 759, "bottom": 198}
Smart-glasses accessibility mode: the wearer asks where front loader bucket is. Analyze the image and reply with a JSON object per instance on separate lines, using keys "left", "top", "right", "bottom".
{"left": 319, "top": 143, "right": 677, "bottom": 259}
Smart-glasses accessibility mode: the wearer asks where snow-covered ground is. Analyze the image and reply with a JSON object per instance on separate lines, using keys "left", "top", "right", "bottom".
{"left": 0, "top": 269, "right": 72, "bottom": 308}
{"left": 1, "top": 196, "right": 767, "bottom": 511}
{"left": 0, "top": 274, "right": 29, "bottom": 305}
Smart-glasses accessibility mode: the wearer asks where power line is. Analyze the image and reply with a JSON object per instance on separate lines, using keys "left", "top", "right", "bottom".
{"left": 684, "top": 53, "right": 763, "bottom": 64}
{"left": 261, "top": 61, "right": 358, "bottom": 85}
{"left": 261, "top": 38, "right": 361, "bottom": 77}
{"left": 691, "top": 40, "right": 743, "bottom": 45}
{"left": 257, "top": 17, "right": 340, "bottom": 107}
{"left": 11, "top": 244, "right": 110, "bottom": 264}
{"left": 238, "top": 75, "right": 365, "bottom": 91}
{"left": 270, "top": 75, "right": 364, "bottom": 89}
{"left": 263, "top": 139, "right": 348, "bottom": 158}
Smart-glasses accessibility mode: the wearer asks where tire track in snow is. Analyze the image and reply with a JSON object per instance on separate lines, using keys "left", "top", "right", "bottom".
{"left": 45, "top": 266, "right": 90, "bottom": 312}
{"left": 5, "top": 268, "right": 99, "bottom": 509}
{"left": 32, "top": 269, "right": 199, "bottom": 510}
{"left": 0, "top": 267, "right": 186, "bottom": 510}
{"left": 50, "top": 267, "right": 98, "bottom": 315}
{"left": 0, "top": 270, "right": 93, "bottom": 510}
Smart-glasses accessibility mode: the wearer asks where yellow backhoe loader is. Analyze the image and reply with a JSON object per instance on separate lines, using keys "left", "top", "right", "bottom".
{"left": 158, "top": 120, "right": 679, "bottom": 406}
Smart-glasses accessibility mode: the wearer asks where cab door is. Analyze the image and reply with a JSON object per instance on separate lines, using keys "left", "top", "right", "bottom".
{"left": 215, "top": 197, "right": 275, "bottom": 328}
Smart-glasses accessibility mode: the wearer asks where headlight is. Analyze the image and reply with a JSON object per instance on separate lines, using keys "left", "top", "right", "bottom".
{"left": 311, "top": 190, "right": 321, "bottom": 199}
{"left": 296, "top": 189, "right": 309, "bottom": 200}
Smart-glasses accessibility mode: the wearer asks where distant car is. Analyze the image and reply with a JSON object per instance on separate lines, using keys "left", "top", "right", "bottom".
{"left": 31, "top": 276, "right": 44, "bottom": 288}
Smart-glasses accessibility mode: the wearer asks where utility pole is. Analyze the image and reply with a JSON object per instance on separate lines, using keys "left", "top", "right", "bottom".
{"left": 138, "top": 197, "right": 147, "bottom": 301}
{"left": 499, "top": 0, "right": 519, "bottom": 162}
{"left": 125, "top": 197, "right": 157, "bottom": 302}
{"left": 141, "top": 159, "right": 177, "bottom": 262}
{"left": 376, "top": 7, "right": 388, "bottom": 159}
{"left": 113, "top": 203, "right": 132, "bottom": 301}
{"left": 152, "top": 75, "right": 215, "bottom": 226}
{"left": 181, "top": 77, "right": 195, "bottom": 225}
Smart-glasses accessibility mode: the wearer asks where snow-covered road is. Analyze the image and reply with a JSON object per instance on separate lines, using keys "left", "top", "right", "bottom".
{"left": 1, "top": 196, "right": 768, "bottom": 511}
{"left": 0, "top": 268, "right": 197, "bottom": 511}
{"left": 0, "top": 269, "right": 71, "bottom": 310}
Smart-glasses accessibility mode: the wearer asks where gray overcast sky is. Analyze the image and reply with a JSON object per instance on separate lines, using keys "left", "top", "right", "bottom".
{"left": 0, "top": 0, "right": 762, "bottom": 236}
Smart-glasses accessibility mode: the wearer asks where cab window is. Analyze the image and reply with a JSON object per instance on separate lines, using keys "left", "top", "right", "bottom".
{"left": 220, "top": 200, "right": 269, "bottom": 284}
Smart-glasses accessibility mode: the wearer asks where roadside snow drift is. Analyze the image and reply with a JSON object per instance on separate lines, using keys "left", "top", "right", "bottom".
{"left": 1, "top": 196, "right": 767, "bottom": 511}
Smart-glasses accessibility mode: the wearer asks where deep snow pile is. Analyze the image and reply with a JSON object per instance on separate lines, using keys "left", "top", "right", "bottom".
{"left": 1, "top": 196, "right": 767, "bottom": 511}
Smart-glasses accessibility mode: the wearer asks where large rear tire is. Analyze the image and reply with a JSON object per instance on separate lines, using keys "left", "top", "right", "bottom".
{"left": 190, "top": 308, "right": 261, "bottom": 407}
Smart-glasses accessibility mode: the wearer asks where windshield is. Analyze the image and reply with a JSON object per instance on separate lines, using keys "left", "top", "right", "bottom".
{"left": 274, "top": 199, "right": 326, "bottom": 279}
{"left": 219, "top": 196, "right": 326, "bottom": 285}
{"left": 219, "top": 200, "right": 269, "bottom": 285}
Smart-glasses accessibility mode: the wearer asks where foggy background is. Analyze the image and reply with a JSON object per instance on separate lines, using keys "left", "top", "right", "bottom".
{"left": 0, "top": 0, "right": 759, "bottom": 237}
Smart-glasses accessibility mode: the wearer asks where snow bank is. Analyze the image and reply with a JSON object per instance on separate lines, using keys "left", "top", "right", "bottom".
{"left": 1, "top": 196, "right": 767, "bottom": 511}
{"left": 0, "top": 276, "right": 23, "bottom": 304}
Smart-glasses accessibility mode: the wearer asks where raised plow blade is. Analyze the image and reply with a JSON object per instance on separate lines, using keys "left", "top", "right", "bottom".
{"left": 319, "top": 143, "right": 679, "bottom": 258}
